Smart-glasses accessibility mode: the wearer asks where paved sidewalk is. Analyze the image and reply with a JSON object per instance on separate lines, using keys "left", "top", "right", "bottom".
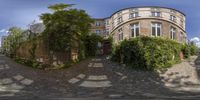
{"left": 1, "top": 54, "right": 200, "bottom": 100}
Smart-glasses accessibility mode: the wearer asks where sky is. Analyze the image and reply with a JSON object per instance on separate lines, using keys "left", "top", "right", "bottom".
{"left": 0, "top": 0, "right": 200, "bottom": 46}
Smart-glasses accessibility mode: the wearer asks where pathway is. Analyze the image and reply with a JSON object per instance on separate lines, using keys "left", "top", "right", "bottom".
{"left": 1, "top": 54, "right": 200, "bottom": 100}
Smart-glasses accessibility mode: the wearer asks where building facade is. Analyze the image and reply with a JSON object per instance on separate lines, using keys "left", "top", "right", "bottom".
{"left": 90, "top": 6, "right": 187, "bottom": 44}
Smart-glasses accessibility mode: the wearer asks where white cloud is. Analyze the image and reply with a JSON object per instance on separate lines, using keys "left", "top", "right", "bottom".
{"left": 190, "top": 37, "right": 200, "bottom": 48}
{"left": 190, "top": 37, "right": 200, "bottom": 42}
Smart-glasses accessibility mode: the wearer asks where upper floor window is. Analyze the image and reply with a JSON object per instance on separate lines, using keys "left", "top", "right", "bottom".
{"left": 130, "top": 23, "right": 140, "bottom": 38}
{"left": 151, "top": 22, "right": 162, "bottom": 37}
{"left": 118, "top": 28, "right": 123, "bottom": 41}
{"left": 117, "top": 17, "right": 123, "bottom": 24}
{"left": 105, "top": 20, "right": 109, "bottom": 25}
{"left": 170, "top": 27, "right": 176, "bottom": 40}
{"left": 151, "top": 12, "right": 161, "bottom": 17}
{"left": 95, "top": 22, "right": 101, "bottom": 26}
{"left": 96, "top": 30, "right": 101, "bottom": 35}
{"left": 130, "top": 12, "right": 139, "bottom": 18}
{"left": 170, "top": 15, "right": 176, "bottom": 22}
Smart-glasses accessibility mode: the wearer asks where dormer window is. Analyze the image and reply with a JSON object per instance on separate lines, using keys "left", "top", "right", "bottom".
{"left": 117, "top": 17, "right": 123, "bottom": 24}
{"left": 130, "top": 12, "right": 139, "bottom": 18}
{"left": 151, "top": 12, "right": 161, "bottom": 17}
{"left": 170, "top": 15, "right": 176, "bottom": 22}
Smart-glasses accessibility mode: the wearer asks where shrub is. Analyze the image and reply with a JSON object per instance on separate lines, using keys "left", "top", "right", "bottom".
{"left": 14, "top": 58, "right": 47, "bottom": 69}
{"left": 111, "top": 37, "right": 182, "bottom": 70}
{"left": 182, "top": 44, "right": 190, "bottom": 59}
{"left": 190, "top": 44, "right": 199, "bottom": 56}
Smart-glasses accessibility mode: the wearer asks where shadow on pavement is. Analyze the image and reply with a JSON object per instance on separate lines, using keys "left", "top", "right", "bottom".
{"left": 1, "top": 54, "right": 200, "bottom": 99}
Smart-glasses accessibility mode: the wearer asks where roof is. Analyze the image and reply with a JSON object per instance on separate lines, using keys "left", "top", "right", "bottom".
{"left": 93, "top": 6, "right": 186, "bottom": 19}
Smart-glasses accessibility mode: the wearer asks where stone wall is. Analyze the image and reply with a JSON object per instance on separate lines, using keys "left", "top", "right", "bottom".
{"left": 16, "top": 38, "right": 78, "bottom": 65}
{"left": 112, "top": 19, "right": 187, "bottom": 44}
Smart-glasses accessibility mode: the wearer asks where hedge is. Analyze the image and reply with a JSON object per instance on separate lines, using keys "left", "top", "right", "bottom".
{"left": 111, "top": 37, "right": 183, "bottom": 70}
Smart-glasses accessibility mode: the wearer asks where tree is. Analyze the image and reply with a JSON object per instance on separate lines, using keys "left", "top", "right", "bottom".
{"left": 40, "top": 3, "right": 93, "bottom": 57}
{"left": 48, "top": 3, "right": 74, "bottom": 11}
{"left": 6, "top": 27, "right": 24, "bottom": 57}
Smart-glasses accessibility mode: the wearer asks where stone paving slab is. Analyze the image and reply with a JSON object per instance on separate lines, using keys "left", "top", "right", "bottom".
{"left": 13, "top": 75, "right": 24, "bottom": 81}
{"left": 68, "top": 78, "right": 80, "bottom": 84}
{"left": 79, "top": 81, "right": 112, "bottom": 88}
{"left": 20, "top": 79, "right": 33, "bottom": 85}
{"left": 87, "top": 75, "right": 108, "bottom": 81}
{"left": 77, "top": 74, "right": 86, "bottom": 79}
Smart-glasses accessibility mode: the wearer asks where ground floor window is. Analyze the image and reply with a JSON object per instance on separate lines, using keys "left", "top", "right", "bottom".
{"left": 170, "top": 27, "right": 176, "bottom": 40}
{"left": 130, "top": 23, "right": 139, "bottom": 38}
{"left": 151, "top": 22, "right": 161, "bottom": 37}
{"left": 118, "top": 28, "right": 123, "bottom": 41}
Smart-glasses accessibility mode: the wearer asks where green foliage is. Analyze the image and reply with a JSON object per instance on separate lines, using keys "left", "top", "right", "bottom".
{"left": 181, "top": 44, "right": 190, "bottom": 59}
{"left": 3, "top": 27, "right": 24, "bottom": 57}
{"left": 112, "top": 37, "right": 182, "bottom": 70}
{"left": 48, "top": 3, "right": 74, "bottom": 11}
{"left": 15, "top": 58, "right": 48, "bottom": 69}
{"left": 40, "top": 3, "right": 93, "bottom": 53}
{"left": 83, "top": 33, "right": 103, "bottom": 57}
{"left": 190, "top": 44, "right": 199, "bottom": 55}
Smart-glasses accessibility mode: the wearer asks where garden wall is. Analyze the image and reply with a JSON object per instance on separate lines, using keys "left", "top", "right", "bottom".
{"left": 16, "top": 38, "right": 78, "bottom": 65}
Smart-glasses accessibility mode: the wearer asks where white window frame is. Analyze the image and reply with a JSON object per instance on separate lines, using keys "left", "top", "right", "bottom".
{"left": 95, "top": 22, "right": 101, "bottom": 26}
{"left": 130, "top": 12, "right": 139, "bottom": 18}
{"left": 130, "top": 23, "right": 140, "bottom": 38}
{"left": 117, "top": 17, "right": 123, "bottom": 24}
{"left": 96, "top": 30, "right": 101, "bottom": 35}
{"left": 151, "top": 12, "right": 161, "bottom": 17}
{"left": 170, "top": 15, "right": 176, "bottom": 22}
{"left": 118, "top": 28, "right": 123, "bottom": 41}
{"left": 151, "top": 23, "right": 162, "bottom": 37}
{"left": 170, "top": 27, "right": 176, "bottom": 40}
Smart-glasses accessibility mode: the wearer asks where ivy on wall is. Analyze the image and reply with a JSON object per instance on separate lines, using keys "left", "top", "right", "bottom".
{"left": 112, "top": 36, "right": 184, "bottom": 70}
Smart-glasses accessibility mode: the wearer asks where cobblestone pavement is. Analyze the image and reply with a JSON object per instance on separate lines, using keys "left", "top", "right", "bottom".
{"left": 1, "top": 54, "right": 200, "bottom": 100}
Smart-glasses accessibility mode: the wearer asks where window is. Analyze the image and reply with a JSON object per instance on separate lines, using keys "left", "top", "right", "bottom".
{"left": 170, "top": 15, "right": 176, "bottom": 22}
{"left": 117, "top": 17, "right": 123, "bottom": 24}
{"left": 180, "top": 19, "right": 184, "bottom": 28}
{"left": 130, "top": 12, "right": 139, "bottom": 18}
{"left": 151, "top": 22, "right": 161, "bottom": 37}
{"left": 151, "top": 12, "right": 161, "bottom": 17}
{"left": 179, "top": 32, "right": 183, "bottom": 42}
{"left": 105, "top": 29, "right": 109, "bottom": 35}
{"left": 105, "top": 20, "right": 109, "bottom": 25}
{"left": 130, "top": 23, "right": 140, "bottom": 38}
{"left": 118, "top": 28, "right": 123, "bottom": 41}
{"left": 95, "top": 21, "right": 101, "bottom": 26}
{"left": 96, "top": 30, "right": 101, "bottom": 35}
{"left": 170, "top": 27, "right": 176, "bottom": 40}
